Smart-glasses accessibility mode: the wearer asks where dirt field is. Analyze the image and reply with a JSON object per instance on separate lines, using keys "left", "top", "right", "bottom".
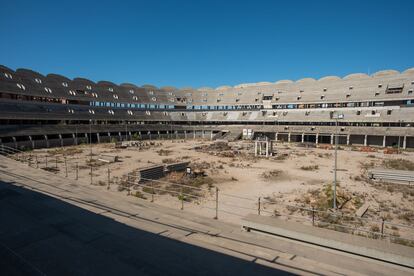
{"left": 30, "top": 139, "right": 414, "bottom": 243}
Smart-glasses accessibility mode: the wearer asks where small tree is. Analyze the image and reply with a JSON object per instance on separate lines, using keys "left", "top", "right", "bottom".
{"left": 132, "top": 132, "right": 141, "bottom": 141}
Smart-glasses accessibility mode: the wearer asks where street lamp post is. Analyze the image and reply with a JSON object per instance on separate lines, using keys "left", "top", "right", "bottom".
{"left": 125, "top": 120, "right": 128, "bottom": 141}
{"left": 397, "top": 120, "right": 402, "bottom": 153}
{"left": 89, "top": 119, "right": 92, "bottom": 161}
{"left": 332, "top": 112, "right": 344, "bottom": 210}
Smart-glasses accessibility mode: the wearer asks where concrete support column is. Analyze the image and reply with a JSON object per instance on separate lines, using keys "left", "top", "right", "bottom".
{"left": 301, "top": 133, "right": 305, "bottom": 143}
{"left": 59, "top": 134, "right": 63, "bottom": 147}
{"left": 157, "top": 131, "right": 160, "bottom": 139}
{"left": 12, "top": 137, "right": 17, "bottom": 148}
{"left": 315, "top": 134, "right": 319, "bottom": 144}
{"left": 346, "top": 134, "right": 350, "bottom": 146}
{"left": 184, "top": 131, "right": 187, "bottom": 140}
{"left": 364, "top": 135, "right": 367, "bottom": 146}
{"left": 403, "top": 136, "right": 407, "bottom": 149}
{"left": 266, "top": 142, "right": 269, "bottom": 157}
{"left": 288, "top": 133, "right": 291, "bottom": 143}
{"left": 254, "top": 141, "right": 257, "bottom": 156}
{"left": 210, "top": 131, "right": 213, "bottom": 140}
{"left": 193, "top": 130, "right": 196, "bottom": 139}
{"left": 11, "top": 137, "right": 16, "bottom": 149}
{"left": 97, "top": 133, "right": 100, "bottom": 143}
{"left": 330, "top": 134, "right": 334, "bottom": 145}
{"left": 29, "top": 136, "right": 34, "bottom": 149}
{"left": 108, "top": 132, "right": 111, "bottom": 142}
{"left": 72, "top": 133, "right": 77, "bottom": 145}
{"left": 202, "top": 130, "right": 205, "bottom": 139}
{"left": 44, "top": 135, "right": 49, "bottom": 148}
{"left": 118, "top": 132, "right": 122, "bottom": 140}
{"left": 148, "top": 131, "right": 152, "bottom": 140}
{"left": 275, "top": 132, "right": 278, "bottom": 142}
{"left": 382, "top": 136, "right": 386, "bottom": 148}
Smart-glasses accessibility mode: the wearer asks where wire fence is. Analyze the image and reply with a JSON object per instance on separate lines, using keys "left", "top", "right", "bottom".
{"left": 1, "top": 144, "right": 414, "bottom": 246}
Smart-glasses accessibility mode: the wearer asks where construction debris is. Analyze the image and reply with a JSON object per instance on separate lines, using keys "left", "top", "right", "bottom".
{"left": 98, "top": 154, "right": 119, "bottom": 163}
{"left": 166, "top": 161, "right": 190, "bottom": 173}
{"left": 356, "top": 202, "right": 370, "bottom": 218}
{"left": 137, "top": 164, "right": 165, "bottom": 183}
{"left": 368, "top": 169, "right": 414, "bottom": 185}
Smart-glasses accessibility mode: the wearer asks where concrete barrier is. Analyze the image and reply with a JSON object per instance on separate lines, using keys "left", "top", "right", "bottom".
{"left": 98, "top": 154, "right": 119, "bottom": 163}
{"left": 241, "top": 214, "right": 414, "bottom": 268}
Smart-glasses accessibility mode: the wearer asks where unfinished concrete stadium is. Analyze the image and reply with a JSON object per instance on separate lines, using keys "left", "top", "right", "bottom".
{"left": 1, "top": 65, "right": 414, "bottom": 275}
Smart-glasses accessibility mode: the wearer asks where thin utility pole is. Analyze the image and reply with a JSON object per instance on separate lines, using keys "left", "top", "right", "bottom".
{"left": 333, "top": 118, "right": 338, "bottom": 209}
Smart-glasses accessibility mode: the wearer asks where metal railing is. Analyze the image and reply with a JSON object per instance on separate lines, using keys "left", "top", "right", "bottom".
{"left": 1, "top": 144, "right": 413, "bottom": 246}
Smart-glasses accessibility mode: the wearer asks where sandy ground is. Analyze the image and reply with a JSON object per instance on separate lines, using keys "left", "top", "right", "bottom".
{"left": 30, "top": 138, "right": 414, "bottom": 242}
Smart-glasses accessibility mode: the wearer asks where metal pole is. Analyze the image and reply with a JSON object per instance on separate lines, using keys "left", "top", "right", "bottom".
{"left": 45, "top": 155, "right": 48, "bottom": 168}
{"left": 151, "top": 182, "right": 155, "bottom": 202}
{"left": 258, "top": 197, "right": 261, "bottom": 215}
{"left": 127, "top": 173, "right": 130, "bottom": 195}
{"left": 214, "top": 187, "right": 219, "bottom": 219}
{"left": 381, "top": 219, "right": 385, "bottom": 237}
{"left": 75, "top": 162, "right": 78, "bottom": 180}
{"left": 64, "top": 156, "right": 68, "bottom": 177}
{"left": 333, "top": 119, "right": 338, "bottom": 209}
{"left": 151, "top": 187, "right": 155, "bottom": 202}
{"left": 107, "top": 168, "right": 110, "bottom": 190}
{"left": 312, "top": 207, "right": 315, "bottom": 226}
{"left": 90, "top": 163, "right": 93, "bottom": 185}
{"left": 55, "top": 156, "right": 58, "bottom": 170}
{"left": 180, "top": 186, "right": 184, "bottom": 210}
{"left": 89, "top": 120, "right": 92, "bottom": 160}
{"left": 398, "top": 121, "right": 401, "bottom": 153}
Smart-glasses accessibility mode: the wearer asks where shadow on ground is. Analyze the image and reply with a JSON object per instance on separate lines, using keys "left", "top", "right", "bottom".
{"left": 0, "top": 180, "right": 290, "bottom": 275}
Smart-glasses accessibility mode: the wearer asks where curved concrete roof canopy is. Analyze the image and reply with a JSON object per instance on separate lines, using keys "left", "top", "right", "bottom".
{"left": 371, "top": 70, "right": 399, "bottom": 78}
{"left": 120, "top": 83, "right": 139, "bottom": 88}
{"left": 274, "top": 80, "right": 294, "bottom": 85}
{"left": 2, "top": 66, "right": 414, "bottom": 92}
{"left": 343, "top": 73, "right": 370, "bottom": 80}
{"left": 142, "top": 84, "right": 158, "bottom": 89}
{"left": 296, "top": 78, "right": 316, "bottom": 84}
{"left": 46, "top": 74, "right": 71, "bottom": 82}
{"left": 73, "top": 77, "right": 96, "bottom": 85}
{"left": 16, "top": 69, "right": 45, "bottom": 79}
{"left": 97, "top": 81, "right": 117, "bottom": 86}
{"left": 402, "top": 67, "right": 414, "bottom": 74}
{"left": 318, "top": 76, "right": 341, "bottom": 82}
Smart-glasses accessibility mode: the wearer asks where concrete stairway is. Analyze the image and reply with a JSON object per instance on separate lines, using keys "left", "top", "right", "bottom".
{"left": 221, "top": 131, "right": 242, "bottom": 141}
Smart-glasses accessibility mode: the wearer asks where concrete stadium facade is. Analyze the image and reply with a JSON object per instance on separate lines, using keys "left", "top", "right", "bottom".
{"left": 0, "top": 65, "right": 414, "bottom": 149}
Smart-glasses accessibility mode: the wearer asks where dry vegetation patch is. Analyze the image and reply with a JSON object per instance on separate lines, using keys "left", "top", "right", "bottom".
{"left": 261, "top": 169, "right": 284, "bottom": 181}
{"left": 300, "top": 165, "right": 319, "bottom": 171}
{"left": 157, "top": 149, "right": 172, "bottom": 156}
{"left": 382, "top": 159, "right": 414, "bottom": 171}
{"left": 48, "top": 147, "right": 84, "bottom": 156}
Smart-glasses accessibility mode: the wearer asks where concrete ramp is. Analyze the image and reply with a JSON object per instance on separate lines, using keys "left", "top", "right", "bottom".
{"left": 241, "top": 214, "right": 414, "bottom": 269}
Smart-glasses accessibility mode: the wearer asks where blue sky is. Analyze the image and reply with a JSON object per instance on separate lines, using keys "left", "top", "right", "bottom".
{"left": 1, "top": 0, "right": 413, "bottom": 88}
